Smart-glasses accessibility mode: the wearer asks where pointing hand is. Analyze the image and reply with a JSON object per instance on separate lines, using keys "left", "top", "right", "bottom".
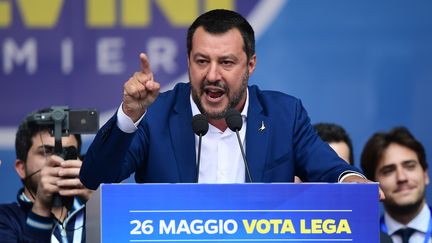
{"left": 122, "top": 53, "right": 160, "bottom": 122}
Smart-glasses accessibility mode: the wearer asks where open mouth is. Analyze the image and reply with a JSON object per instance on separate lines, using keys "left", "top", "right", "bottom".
{"left": 204, "top": 86, "right": 225, "bottom": 101}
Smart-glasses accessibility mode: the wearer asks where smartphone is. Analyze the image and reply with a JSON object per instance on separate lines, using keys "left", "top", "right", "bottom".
{"left": 68, "top": 109, "right": 99, "bottom": 134}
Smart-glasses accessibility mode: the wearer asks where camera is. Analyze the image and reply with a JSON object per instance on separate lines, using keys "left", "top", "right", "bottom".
{"left": 29, "top": 106, "right": 99, "bottom": 135}
{"left": 27, "top": 106, "right": 99, "bottom": 208}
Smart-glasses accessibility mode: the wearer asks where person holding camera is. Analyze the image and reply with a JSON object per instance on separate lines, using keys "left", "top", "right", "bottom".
{"left": 0, "top": 108, "right": 92, "bottom": 242}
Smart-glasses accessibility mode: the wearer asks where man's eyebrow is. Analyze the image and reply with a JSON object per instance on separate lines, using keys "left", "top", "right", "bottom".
{"left": 401, "top": 159, "right": 417, "bottom": 165}
{"left": 192, "top": 53, "right": 208, "bottom": 58}
{"left": 378, "top": 164, "right": 396, "bottom": 171}
{"left": 38, "top": 145, "right": 54, "bottom": 148}
{"left": 378, "top": 159, "right": 418, "bottom": 171}
{"left": 219, "top": 55, "right": 238, "bottom": 61}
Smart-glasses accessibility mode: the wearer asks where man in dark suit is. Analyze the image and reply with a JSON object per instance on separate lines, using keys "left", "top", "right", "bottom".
{"left": 313, "top": 123, "right": 354, "bottom": 165}
{"left": 80, "top": 9, "right": 380, "bottom": 192}
{"left": 361, "top": 127, "right": 429, "bottom": 243}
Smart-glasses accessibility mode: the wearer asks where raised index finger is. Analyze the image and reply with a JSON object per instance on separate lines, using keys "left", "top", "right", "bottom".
{"left": 139, "top": 53, "right": 152, "bottom": 75}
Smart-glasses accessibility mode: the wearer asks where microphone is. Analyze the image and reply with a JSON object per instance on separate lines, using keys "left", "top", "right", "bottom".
{"left": 225, "top": 108, "right": 253, "bottom": 182}
{"left": 192, "top": 114, "right": 209, "bottom": 182}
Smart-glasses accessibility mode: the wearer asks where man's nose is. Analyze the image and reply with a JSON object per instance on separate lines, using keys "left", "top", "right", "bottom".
{"left": 396, "top": 167, "right": 408, "bottom": 182}
{"left": 205, "top": 63, "right": 221, "bottom": 82}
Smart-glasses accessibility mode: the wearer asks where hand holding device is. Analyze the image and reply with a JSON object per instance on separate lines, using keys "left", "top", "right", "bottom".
{"left": 27, "top": 106, "right": 99, "bottom": 209}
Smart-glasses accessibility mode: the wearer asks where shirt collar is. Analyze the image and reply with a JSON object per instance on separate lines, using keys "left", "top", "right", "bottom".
{"left": 20, "top": 190, "right": 32, "bottom": 203}
{"left": 385, "top": 203, "right": 431, "bottom": 234}
{"left": 16, "top": 188, "right": 33, "bottom": 210}
{"left": 190, "top": 87, "right": 249, "bottom": 119}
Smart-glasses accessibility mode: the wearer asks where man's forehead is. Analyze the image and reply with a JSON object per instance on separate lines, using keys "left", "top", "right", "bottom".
{"left": 191, "top": 28, "right": 246, "bottom": 60}
{"left": 31, "top": 130, "right": 52, "bottom": 144}
{"left": 192, "top": 27, "right": 244, "bottom": 46}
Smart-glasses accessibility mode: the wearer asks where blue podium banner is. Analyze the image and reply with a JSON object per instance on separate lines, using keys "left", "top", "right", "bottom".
{"left": 97, "top": 183, "right": 379, "bottom": 242}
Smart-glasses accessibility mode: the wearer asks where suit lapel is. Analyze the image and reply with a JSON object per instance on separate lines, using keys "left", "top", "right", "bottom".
{"left": 169, "top": 84, "right": 196, "bottom": 182}
{"left": 245, "top": 86, "right": 270, "bottom": 182}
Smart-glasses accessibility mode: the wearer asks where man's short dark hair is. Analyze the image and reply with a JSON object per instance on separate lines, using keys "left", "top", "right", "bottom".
{"left": 187, "top": 9, "right": 255, "bottom": 61}
{"left": 314, "top": 123, "right": 354, "bottom": 164}
{"left": 15, "top": 108, "right": 82, "bottom": 162}
{"left": 360, "top": 127, "right": 427, "bottom": 180}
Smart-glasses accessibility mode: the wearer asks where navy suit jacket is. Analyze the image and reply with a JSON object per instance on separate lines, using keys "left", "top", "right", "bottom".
{"left": 80, "top": 83, "right": 360, "bottom": 190}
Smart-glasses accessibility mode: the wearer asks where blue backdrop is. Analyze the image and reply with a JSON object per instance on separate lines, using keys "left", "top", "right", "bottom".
{"left": 1, "top": 0, "right": 431, "bottom": 205}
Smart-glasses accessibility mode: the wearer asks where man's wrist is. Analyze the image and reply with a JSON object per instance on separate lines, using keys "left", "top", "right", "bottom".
{"left": 338, "top": 171, "right": 366, "bottom": 182}
{"left": 117, "top": 103, "right": 145, "bottom": 133}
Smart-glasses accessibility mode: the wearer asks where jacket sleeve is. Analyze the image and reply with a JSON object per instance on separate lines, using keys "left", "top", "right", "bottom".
{"left": 79, "top": 113, "right": 138, "bottom": 190}
{"left": 292, "top": 99, "right": 362, "bottom": 182}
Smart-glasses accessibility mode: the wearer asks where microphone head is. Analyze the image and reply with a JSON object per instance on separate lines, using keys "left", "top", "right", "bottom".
{"left": 225, "top": 108, "right": 242, "bottom": 132}
{"left": 192, "top": 114, "right": 209, "bottom": 136}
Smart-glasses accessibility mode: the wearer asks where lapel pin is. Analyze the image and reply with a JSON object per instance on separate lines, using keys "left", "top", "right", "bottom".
{"left": 259, "top": 121, "right": 266, "bottom": 132}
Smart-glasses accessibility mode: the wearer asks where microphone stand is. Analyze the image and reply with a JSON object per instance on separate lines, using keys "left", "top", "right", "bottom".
{"left": 196, "top": 133, "right": 203, "bottom": 183}
{"left": 192, "top": 114, "right": 208, "bottom": 183}
{"left": 234, "top": 129, "right": 252, "bottom": 183}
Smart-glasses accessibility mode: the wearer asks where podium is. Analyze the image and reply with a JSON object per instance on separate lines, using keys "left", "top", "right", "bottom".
{"left": 86, "top": 183, "right": 379, "bottom": 242}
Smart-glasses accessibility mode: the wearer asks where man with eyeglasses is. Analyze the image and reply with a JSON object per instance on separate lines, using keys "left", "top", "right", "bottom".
{"left": 0, "top": 108, "right": 92, "bottom": 242}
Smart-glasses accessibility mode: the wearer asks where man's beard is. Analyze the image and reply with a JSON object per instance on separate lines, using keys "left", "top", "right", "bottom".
{"left": 24, "top": 167, "right": 39, "bottom": 197}
{"left": 384, "top": 190, "right": 426, "bottom": 217}
{"left": 191, "top": 70, "right": 248, "bottom": 120}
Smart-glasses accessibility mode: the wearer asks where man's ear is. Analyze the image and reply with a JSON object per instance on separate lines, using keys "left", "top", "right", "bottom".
{"left": 248, "top": 54, "right": 257, "bottom": 75}
{"left": 15, "top": 159, "right": 26, "bottom": 180}
{"left": 425, "top": 169, "right": 430, "bottom": 186}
